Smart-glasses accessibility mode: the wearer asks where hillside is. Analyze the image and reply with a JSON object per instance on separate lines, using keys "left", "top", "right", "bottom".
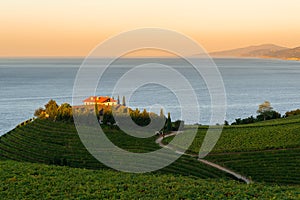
{"left": 210, "top": 44, "right": 300, "bottom": 60}
{"left": 163, "top": 115, "right": 300, "bottom": 184}
{"left": 0, "top": 119, "right": 231, "bottom": 179}
{"left": 265, "top": 46, "right": 300, "bottom": 60}
{"left": 1, "top": 116, "right": 299, "bottom": 199}
{"left": 1, "top": 160, "right": 299, "bottom": 199}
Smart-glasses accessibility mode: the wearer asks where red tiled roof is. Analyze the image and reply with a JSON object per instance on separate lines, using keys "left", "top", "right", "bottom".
{"left": 83, "top": 96, "right": 117, "bottom": 103}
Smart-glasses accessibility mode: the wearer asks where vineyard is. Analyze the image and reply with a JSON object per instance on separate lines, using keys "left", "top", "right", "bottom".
{"left": 0, "top": 119, "right": 231, "bottom": 179}
{"left": 164, "top": 115, "right": 300, "bottom": 153}
{"left": 1, "top": 160, "right": 299, "bottom": 199}
{"left": 207, "top": 149, "right": 300, "bottom": 184}
{"left": 163, "top": 115, "right": 300, "bottom": 185}
{"left": 0, "top": 116, "right": 299, "bottom": 198}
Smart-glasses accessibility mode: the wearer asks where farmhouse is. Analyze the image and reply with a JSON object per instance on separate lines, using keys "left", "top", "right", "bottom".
{"left": 83, "top": 96, "right": 117, "bottom": 106}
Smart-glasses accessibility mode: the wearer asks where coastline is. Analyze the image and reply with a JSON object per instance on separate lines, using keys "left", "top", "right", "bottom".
{"left": 209, "top": 55, "right": 300, "bottom": 62}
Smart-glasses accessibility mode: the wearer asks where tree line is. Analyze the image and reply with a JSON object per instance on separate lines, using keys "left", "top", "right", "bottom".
{"left": 34, "top": 99, "right": 73, "bottom": 122}
{"left": 35, "top": 99, "right": 182, "bottom": 133}
{"left": 95, "top": 104, "right": 182, "bottom": 133}
{"left": 229, "top": 101, "right": 298, "bottom": 125}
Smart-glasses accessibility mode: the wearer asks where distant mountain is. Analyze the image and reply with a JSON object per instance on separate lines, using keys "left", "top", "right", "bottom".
{"left": 264, "top": 47, "right": 300, "bottom": 60}
{"left": 209, "top": 44, "right": 300, "bottom": 61}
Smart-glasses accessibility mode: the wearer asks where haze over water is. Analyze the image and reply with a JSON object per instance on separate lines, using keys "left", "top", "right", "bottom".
{"left": 1, "top": 58, "right": 300, "bottom": 136}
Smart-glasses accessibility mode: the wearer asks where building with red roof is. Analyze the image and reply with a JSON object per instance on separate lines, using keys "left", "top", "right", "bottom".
{"left": 83, "top": 96, "right": 117, "bottom": 106}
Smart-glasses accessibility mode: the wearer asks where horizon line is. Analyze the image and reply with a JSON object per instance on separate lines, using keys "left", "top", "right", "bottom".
{"left": 1, "top": 43, "right": 299, "bottom": 59}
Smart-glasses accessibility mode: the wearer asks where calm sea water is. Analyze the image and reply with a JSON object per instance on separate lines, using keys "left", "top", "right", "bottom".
{"left": 1, "top": 58, "right": 300, "bottom": 136}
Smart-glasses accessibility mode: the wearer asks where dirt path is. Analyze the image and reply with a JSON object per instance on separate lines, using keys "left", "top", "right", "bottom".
{"left": 155, "top": 132, "right": 252, "bottom": 184}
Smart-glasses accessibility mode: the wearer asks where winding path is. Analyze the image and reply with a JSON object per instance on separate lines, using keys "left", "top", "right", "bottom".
{"left": 155, "top": 132, "right": 252, "bottom": 184}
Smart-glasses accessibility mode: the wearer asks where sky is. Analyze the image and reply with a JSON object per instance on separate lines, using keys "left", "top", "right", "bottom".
{"left": 1, "top": 0, "right": 300, "bottom": 57}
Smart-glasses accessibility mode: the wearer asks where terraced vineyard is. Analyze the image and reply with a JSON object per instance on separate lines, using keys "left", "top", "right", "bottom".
{"left": 164, "top": 116, "right": 300, "bottom": 153}
{"left": 1, "top": 160, "right": 299, "bottom": 199}
{"left": 163, "top": 116, "right": 300, "bottom": 184}
{"left": 207, "top": 149, "right": 300, "bottom": 185}
{"left": 1, "top": 116, "right": 299, "bottom": 199}
{"left": 0, "top": 119, "right": 231, "bottom": 180}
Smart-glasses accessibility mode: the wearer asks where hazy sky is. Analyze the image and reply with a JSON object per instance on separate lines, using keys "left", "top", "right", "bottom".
{"left": 1, "top": 0, "right": 300, "bottom": 57}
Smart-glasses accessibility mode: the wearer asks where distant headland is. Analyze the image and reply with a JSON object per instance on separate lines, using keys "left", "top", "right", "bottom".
{"left": 209, "top": 44, "right": 300, "bottom": 61}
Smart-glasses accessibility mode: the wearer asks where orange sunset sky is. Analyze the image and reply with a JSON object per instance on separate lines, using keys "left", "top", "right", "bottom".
{"left": 1, "top": 0, "right": 300, "bottom": 57}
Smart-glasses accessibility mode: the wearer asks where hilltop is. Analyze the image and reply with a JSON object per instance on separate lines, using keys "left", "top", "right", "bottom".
{"left": 210, "top": 44, "right": 300, "bottom": 61}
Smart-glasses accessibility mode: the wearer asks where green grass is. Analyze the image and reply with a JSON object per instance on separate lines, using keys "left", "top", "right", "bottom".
{"left": 162, "top": 116, "right": 300, "bottom": 185}
{"left": 0, "top": 119, "right": 231, "bottom": 180}
{"left": 1, "top": 160, "right": 299, "bottom": 200}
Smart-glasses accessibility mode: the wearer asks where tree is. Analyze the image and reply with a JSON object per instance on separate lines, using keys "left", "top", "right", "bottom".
{"left": 57, "top": 103, "right": 73, "bottom": 122}
{"left": 166, "top": 112, "right": 172, "bottom": 132}
{"left": 224, "top": 120, "right": 229, "bottom": 126}
{"left": 234, "top": 118, "right": 242, "bottom": 125}
{"left": 130, "top": 108, "right": 140, "bottom": 125}
{"left": 285, "top": 109, "right": 300, "bottom": 117}
{"left": 45, "top": 99, "right": 58, "bottom": 120}
{"left": 102, "top": 106, "right": 116, "bottom": 126}
{"left": 141, "top": 109, "right": 148, "bottom": 117}
{"left": 34, "top": 107, "right": 45, "bottom": 118}
{"left": 122, "top": 96, "right": 126, "bottom": 106}
{"left": 117, "top": 95, "right": 120, "bottom": 105}
{"left": 257, "top": 110, "right": 281, "bottom": 121}
{"left": 257, "top": 101, "right": 273, "bottom": 121}
{"left": 173, "top": 120, "right": 184, "bottom": 131}
{"left": 141, "top": 109, "right": 150, "bottom": 126}
{"left": 160, "top": 108, "right": 164, "bottom": 118}
{"left": 94, "top": 100, "right": 99, "bottom": 121}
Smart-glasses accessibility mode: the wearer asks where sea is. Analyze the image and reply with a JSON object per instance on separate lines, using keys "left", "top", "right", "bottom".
{"left": 1, "top": 58, "right": 300, "bottom": 136}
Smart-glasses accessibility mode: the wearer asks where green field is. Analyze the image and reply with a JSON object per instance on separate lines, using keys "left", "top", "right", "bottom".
{"left": 164, "top": 115, "right": 300, "bottom": 153}
{"left": 1, "top": 160, "right": 299, "bottom": 199}
{"left": 162, "top": 116, "right": 300, "bottom": 185}
{"left": 0, "top": 119, "right": 231, "bottom": 179}
{"left": 1, "top": 117, "right": 300, "bottom": 198}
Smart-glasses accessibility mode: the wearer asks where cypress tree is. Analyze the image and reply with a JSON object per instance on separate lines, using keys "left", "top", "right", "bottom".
{"left": 117, "top": 95, "right": 120, "bottom": 104}
{"left": 122, "top": 96, "right": 126, "bottom": 106}
{"left": 94, "top": 100, "right": 99, "bottom": 121}
{"left": 166, "top": 112, "right": 172, "bottom": 132}
{"left": 160, "top": 108, "right": 164, "bottom": 118}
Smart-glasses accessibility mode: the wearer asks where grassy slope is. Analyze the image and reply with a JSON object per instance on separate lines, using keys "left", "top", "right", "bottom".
{"left": 1, "top": 117, "right": 299, "bottom": 198}
{"left": 0, "top": 119, "right": 230, "bottom": 180}
{"left": 163, "top": 116, "right": 300, "bottom": 184}
{"left": 164, "top": 115, "right": 300, "bottom": 153}
{"left": 1, "top": 160, "right": 299, "bottom": 200}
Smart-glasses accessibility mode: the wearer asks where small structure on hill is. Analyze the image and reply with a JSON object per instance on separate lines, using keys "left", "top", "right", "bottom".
{"left": 83, "top": 96, "right": 117, "bottom": 106}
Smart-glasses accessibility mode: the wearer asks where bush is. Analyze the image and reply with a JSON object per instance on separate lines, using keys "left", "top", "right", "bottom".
{"left": 231, "top": 111, "right": 281, "bottom": 125}
{"left": 34, "top": 100, "right": 73, "bottom": 122}
{"left": 285, "top": 109, "right": 300, "bottom": 117}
